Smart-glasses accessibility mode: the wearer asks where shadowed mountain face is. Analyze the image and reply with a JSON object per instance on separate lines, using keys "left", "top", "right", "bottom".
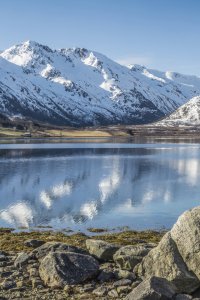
{"left": 0, "top": 146, "right": 200, "bottom": 230}
{"left": 0, "top": 41, "right": 200, "bottom": 126}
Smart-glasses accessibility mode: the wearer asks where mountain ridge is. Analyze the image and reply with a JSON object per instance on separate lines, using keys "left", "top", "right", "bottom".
{"left": 0, "top": 40, "right": 200, "bottom": 126}
{"left": 154, "top": 95, "right": 200, "bottom": 126}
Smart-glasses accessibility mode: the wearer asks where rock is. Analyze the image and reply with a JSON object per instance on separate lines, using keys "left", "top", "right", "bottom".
{"left": 124, "top": 276, "right": 177, "bottom": 300}
{"left": 86, "top": 239, "right": 121, "bottom": 261}
{"left": 92, "top": 286, "right": 111, "bottom": 296}
{"left": 1, "top": 278, "right": 17, "bottom": 290}
{"left": 192, "top": 287, "right": 200, "bottom": 298}
{"left": 14, "top": 252, "right": 29, "bottom": 267}
{"left": 113, "top": 245, "right": 150, "bottom": 270}
{"left": 63, "top": 284, "right": 72, "bottom": 292}
{"left": 29, "top": 268, "right": 39, "bottom": 277}
{"left": 31, "top": 242, "right": 89, "bottom": 260}
{"left": 176, "top": 295, "right": 192, "bottom": 300}
{"left": 138, "top": 232, "right": 200, "bottom": 294}
{"left": 39, "top": 251, "right": 99, "bottom": 287}
{"left": 131, "top": 278, "right": 142, "bottom": 288}
{"left": 108, "top": 289, "right": 118, "bottom": 298}
{"left": 98, "top": 269, "right": 115, "bottom": 282}
{"left": 16, "top": 281, "right": 26, "bottom": 287}
{"left": 114, "top": 268, "right": 136, "bottom": 281}
{"left": 99, "top": 262, "right": 115, "bottom": 269}
{"left": 170, "top": 206, "right": 200, "bottom": 283}
{"left": 32, "top": 279, "right": 44, "bottom": 288}
{"left": 117, "top": 286, "right": 132, "bottom": 294}
{"left": 113, "top": 279, "right": 132, "bottom": 288}
{"left": 0, "top": 255, "right": 7, "bottom": 262}
{"left": 138, "top": 243, "right": 158, "bottom": 248}
{"left": 0, "top": 250, "right": 5, "bottom": 256}
{"left": 24, "top": 239, "right": 46, "bottom": 248}
{"left": 79, "top": 284, "right": 96, "bottom": 293}
{"left": 0, "top": 271, "right": 13, "bottom": 278}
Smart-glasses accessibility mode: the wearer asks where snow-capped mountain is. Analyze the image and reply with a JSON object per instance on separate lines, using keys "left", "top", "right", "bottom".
{"left": 0, "top": 40, "right": 200, "bottom": 126}
{"left": 154, "top": 95, "right": 200, "bottom": 126}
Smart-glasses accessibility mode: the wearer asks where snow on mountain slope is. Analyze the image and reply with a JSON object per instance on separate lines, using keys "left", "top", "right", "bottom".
{"left": 154, "top": 95, "right": 200, "bottom": 126}
{"left": 0, "top": 40, "right": 200, "bottom": 126}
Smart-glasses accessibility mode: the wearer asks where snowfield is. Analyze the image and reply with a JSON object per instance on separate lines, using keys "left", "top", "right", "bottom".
{"left": 0, "top": 40, "right": 200, "bottom": 126}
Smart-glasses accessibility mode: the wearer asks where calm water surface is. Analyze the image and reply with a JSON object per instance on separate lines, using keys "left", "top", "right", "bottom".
{"left": 0, "top": 138, "right": 200, "bottom": 232}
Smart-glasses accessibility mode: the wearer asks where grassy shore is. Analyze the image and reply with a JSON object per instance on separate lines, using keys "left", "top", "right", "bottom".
{"left": 0, "top": 227, "right": 166, "bottom": 253}
{"left": 1, "top": 123, "right": 200, "bottom": 139}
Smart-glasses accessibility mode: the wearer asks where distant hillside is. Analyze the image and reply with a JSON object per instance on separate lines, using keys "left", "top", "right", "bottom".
{"left": 154, "top": 95, "right": 200, "bottom": 126}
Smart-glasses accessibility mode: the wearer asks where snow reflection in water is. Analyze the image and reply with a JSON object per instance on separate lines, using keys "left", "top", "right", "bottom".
{"left": 0, "top": 145, "right": 200, "bottom": 231}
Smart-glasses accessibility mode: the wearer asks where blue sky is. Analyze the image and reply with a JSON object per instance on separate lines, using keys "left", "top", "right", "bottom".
{"left": 1, "top": 0, "right": 200, "bottom": 76}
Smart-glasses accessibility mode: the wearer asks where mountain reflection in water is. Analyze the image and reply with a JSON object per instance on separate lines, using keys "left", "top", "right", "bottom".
{"left": 0, "top": 146, "right": 200, "bottom": 231}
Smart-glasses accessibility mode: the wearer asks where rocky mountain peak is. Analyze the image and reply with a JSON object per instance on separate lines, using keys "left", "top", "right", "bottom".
{"left": 0, "top": 40, "right": 200, "bottom": 126}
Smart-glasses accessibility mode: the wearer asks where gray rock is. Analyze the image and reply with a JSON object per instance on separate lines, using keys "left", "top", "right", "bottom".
{"left": 192, "top": 287, "right": 200, "bottom": 298}
{"left": 124, "top": 276, "right": 177, "bottom": 300}
{"left": 24, "top": 239, "right": 46, "bottom": 248}
{"left": 114, "top": 268, "right": 136, "bottom": 281}
{"left": 138, "top": 243, "right": 158, "bottom": 248}
{"left": 86, "top": 239, "right": 121, "bottom": 261}
{"left": 117, "top": 285, "right": 132, "bottom": 294}
{"left": 39, "top": 251, "right": 99, "bottom": 287}
{"left": 0, "top": 255, "right": 6, "bottom": 262}
{"left": 0, "top": 250, "right": 5, "bottom": 256}
{"left": 131, "top": 278, "right": 143, "bottom": 288}
{"left": 108, "top": 289, "right": 118, "bottom": 297}
{"left": 31, "top": 242, "right": 89, "bottom": 260}
{"left": 170, "top": 206, "right": 200, "bottom": 282}
{"left": 29, "top": 268, "right": 39, "bottom": 277}
{"left": 1, "top": 278, "right": 16, "bottom": 290}
{"left": 0, "top": 271, "right": 13, "bottom": 278}
{"left": 176, "top": 295, "right": 192, "bottom": 300}
{"left": 14, "top": 252, "right": 29, "bottom": 267}
{"left": 92, "top": 286, "right": 111, "bottom": 296}
{"left": 113, "top": 245, "right": 150, "bottom": 270}
{"left": 79, "top": 284, "right": 96, "bottom": 293}
{"left": 113, "top": 279, "right": 132, "bottom": 288}
{"left": 32, "top": 279, "right": 44, "bottom": 288}
{"left": 98, "top": 269, "right": 115, "bottom": 282}
{"left": 138, "top": 233, "right": 200, "bottom": 293}
{"left": 0, "top": 261, "right": 6, "bottom": 267}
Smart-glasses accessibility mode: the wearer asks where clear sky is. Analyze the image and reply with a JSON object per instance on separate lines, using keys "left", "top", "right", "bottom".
{"left": 1, "top": 0, "right": 200, "bottom": 76}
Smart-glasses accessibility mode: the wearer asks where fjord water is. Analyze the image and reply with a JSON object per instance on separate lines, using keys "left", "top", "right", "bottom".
{"left": 0, "top": 139, "right": 200, "bottom": 232}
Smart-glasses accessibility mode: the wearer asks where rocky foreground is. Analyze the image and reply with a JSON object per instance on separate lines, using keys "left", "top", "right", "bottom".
{"left": 1, "top": 206, "right": 200, "bottom": 299}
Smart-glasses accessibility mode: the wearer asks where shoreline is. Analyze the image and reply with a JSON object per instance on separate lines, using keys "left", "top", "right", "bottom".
{"left": 0, "top": 226, "right": 166, "bottom": 253}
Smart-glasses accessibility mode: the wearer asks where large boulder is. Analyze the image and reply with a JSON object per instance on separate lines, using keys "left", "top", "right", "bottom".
{"left": 138, "top": 206, "right": 200, "bottom": 293}
{"left": 124, "top": 276, "right": 177, "bottom": 300}
{"left": 24, "top": 239, "right": 45, "bottom": 248}
{"left": 31, "top": 242, "right": 89, "bottom": 260}
{"left": 113, "top": 245, "right": 150, "bottom": 270}
{"left": 86, "top": 239, "right": 121, "bottom": 260}
{"left": 170, "top": 206, "right": 200, "bottom": 281}
{"left": 39, "top": 251, "right": 99, "bottom": 287}
{"left": 138, "top": 232, "right": 200, "bottom": 293}
{"left": 14, "top": 252, "right": 29, "bottom": 267}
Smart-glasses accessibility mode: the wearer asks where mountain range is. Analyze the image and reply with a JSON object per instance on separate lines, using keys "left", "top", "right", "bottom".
{"left": 0, "top": 40, "right": 200, "bottom": 126}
